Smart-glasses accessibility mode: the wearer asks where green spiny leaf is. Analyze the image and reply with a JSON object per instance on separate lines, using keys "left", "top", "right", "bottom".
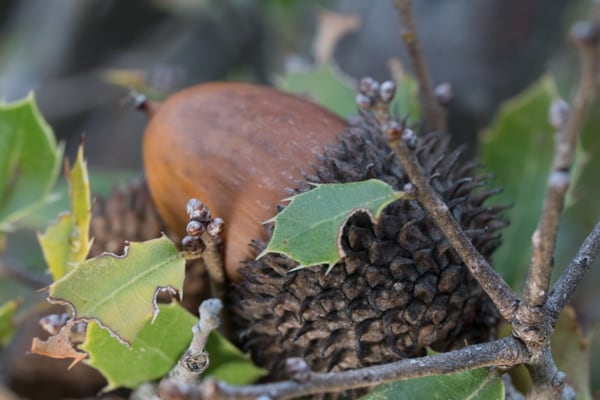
{"left": 49, "top": 235, "right": 185, "bottom": 344}
{"left": 81, "top": 302, "right": 195, "bottom": 391}
{"left": 81, "top": 302, "right": 265, "bottom": 391}
{"left": 480, "top": 76, "right": 557, "bottom": 288}
{"left": 0, "top": 94, "right": 63, "bottom": 231}
{"left": 38, "top": 144, "right": 91, "bottom": 280}
{"left": 362, "top": 367, "right": 504, "bottom": 400}
{"left": 258, "top": 179, "right": 402, "bottom": 270}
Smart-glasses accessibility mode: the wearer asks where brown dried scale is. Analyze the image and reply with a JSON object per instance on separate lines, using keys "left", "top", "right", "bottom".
{"left": 231, "top": 113, "right": 507, "bottom": 380}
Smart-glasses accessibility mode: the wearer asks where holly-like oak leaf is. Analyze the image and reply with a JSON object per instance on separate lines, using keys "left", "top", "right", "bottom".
{"left": 48, "top": 235, "right": 185, "bottom": 345}
{"left": 258, "top": 179, "right": 403, "bottom": 272}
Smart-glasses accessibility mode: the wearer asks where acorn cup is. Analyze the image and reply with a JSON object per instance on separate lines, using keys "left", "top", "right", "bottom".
{"left": 140, "top": 81, "right": 506, "bottom": 382}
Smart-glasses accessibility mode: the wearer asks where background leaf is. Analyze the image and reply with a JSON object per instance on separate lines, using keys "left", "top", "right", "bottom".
{"left": 0, "top": 94, "right": 63, "bottom": 232}
{"left": 479, "top": 76, "right": 557, "bottom": 287}
{"left": 203, "top": 330, "right": 266, "bottom": 385}
{"left": 81, "top": 302, "right": 265, "bottom": 391}
{"left": 38, "top": 144, "right": 91, "bottom": 280}
{"left": 362, "top": 367, "right": 504, "bottom": 400}
{"left": 259, "top": 180, "right": 401, "bottom": 270}
{"left": 0, "top": 299, "right": 19, "bottom": 346}
{"left": 551, "top": 307, "right": 592, "bottom": 400}
{"left": 276, "top": 63, "right": 357, "bottom": 117}
{"left": 49, "top": 236, "right": 185, "bottom": 344}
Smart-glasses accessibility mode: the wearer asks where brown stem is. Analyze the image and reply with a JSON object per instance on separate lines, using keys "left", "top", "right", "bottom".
{"left": 199, "top": 231, "right": 225, "bottom": 298}
{"left": 390, "top": 135, "right": 519, "bottom": 321}
{"left": 520, "top": 20, "right": 600, "bottom": 315}
{"left": 158, "top": 337, "right": 528, "bottom": 400}
{"left": 392, "top": 0, "right": 446, "bottom": 132}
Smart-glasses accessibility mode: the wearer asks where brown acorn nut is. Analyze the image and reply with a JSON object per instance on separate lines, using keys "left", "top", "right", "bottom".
{"left": 142, "top": 82, "right": 347, "bottom": 281}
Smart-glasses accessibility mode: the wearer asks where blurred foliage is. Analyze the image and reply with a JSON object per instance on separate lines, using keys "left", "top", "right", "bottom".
{"left": 479, "top": 77, "right": 556, "bottom": 288}
{"left": 0, "top": 95, "right": 63, "bottom": 232}
{"left": 363, "top": 365, "right": 504, "bottom": 400}
{"left": 0, "top": 299, "right": 19, "bottom": 346}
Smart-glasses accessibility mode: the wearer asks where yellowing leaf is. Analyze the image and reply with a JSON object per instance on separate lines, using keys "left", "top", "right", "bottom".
{"left": 38, "top": 144, "right": 91, "bottom": 280}
{"left": 30, "top": 319, "right": 87, "bottom": 369}
{"left": 48, "top": 236, "right": 185, "bottom": 344}
{"left": 0, "top": 94, "right": 63, "bottom": 231}
{"left": 259, "top": 180, "right": 402, "bottom": 271}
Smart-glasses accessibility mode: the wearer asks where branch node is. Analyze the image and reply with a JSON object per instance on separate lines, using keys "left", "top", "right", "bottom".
{"left": 552, "top": 371, "right": 567, "bottom": 389}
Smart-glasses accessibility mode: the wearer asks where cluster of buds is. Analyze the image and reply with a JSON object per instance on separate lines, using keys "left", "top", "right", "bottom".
{"left": 355, "top": 77, "right": 397, "bottom": 126}
{"left": 355, "top": 76, "right": 412, "bottom": 144}
{"left": 181, "top": 198, "right": 224, "bottom": 254}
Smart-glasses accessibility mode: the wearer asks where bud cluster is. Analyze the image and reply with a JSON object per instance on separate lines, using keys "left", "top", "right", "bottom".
{"left": 181, "top": 198, "right": 224, "bottom": 254}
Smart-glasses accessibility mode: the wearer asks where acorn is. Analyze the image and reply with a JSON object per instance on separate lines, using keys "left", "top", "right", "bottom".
{"left": 142, "top": 82, "right": 347, "bottom": 281}
{"left": 141, "top": 81, "right": 505, "bottom": 379}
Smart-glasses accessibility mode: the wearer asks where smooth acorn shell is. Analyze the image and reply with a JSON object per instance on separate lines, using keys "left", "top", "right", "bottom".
{"left": 143, "top": 82, "right": 347, "bottom": 281}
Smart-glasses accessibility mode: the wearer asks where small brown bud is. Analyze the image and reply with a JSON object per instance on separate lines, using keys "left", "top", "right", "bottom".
{"left": 186, "top": 220, "right": 205, "bottom": 237}
{"left": 571, "top": 21, "right": 600, "bottom": 46}
{"left": 403, "top": 182, "right": 418, "bottom": 198}
{"left": 182, "top": 235, "right": 205, "bottom": 253}
{"left": 285, "top": 357, "right": 311, "bottom": 383}
{"left": 383, "top": 120, "right": 402, "bottom": 141}
{"left": 355, "top": 93, "right": 372, "bottom": 110}
{"left": 401, "top": 128, "right": 417, "bottom": 149}
{"left": 39, "top": 313, "right": 70, "bottom": 335}
{"left": 187, "top": 198, "right": 211, "bottom": 222}
{"left": 359, "top": 77, "right": 379, "bottom": 97}
{"left": 207, "top": 218, "right": 225, "bottom": 237}
{"left": 549, "top": 98, "right": 569, "bottom": 130}
{"left": 379, "top": 80, "right": 396, "bottom": 103}
{"left": 434, "top": 82, "right": 453, "bottom": 106}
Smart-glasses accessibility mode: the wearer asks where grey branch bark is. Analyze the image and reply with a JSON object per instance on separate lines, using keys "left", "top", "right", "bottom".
{"left": 389, "top": 134, "right": 520, "bottom": 321}
{"left": 167, "top": 299, "right": 223, "bottom": 385}
{"left": 158, "top": 337, "right": 528, "bottom": 400}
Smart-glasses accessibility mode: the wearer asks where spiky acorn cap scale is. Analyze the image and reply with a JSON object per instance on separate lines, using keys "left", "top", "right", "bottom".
{"left": 231, "top": 114, "right": 506, "bottom": 378}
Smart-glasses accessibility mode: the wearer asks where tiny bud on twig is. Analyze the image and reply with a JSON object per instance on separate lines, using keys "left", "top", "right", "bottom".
{"left": 207, "top": 218, "right": 224, "bottom": 237}
{"left": 571, "top": 20, "right": 600, "bottom": 46}
{"left": 285, "top": 358, "right": 311, "bottom": 383}
{"left": 186, "top": 220, "right": 205, "bottom": 237}
{"left": 166, "top": 299, "right": 223, "bottom": 385}
{"left": 434, "top": 82, "right": 453, "bottom": 106}
{"left": 355, "top": 93, "right": 372, "bottom": 110}
{"left": 379, "top": 80, "right": 397, "bottom": 103}
{"left": 549, "top": 98, "right": 570, "bottom": 130}
{"left": 360, "top": 77, "right": 379, "bottom": 97}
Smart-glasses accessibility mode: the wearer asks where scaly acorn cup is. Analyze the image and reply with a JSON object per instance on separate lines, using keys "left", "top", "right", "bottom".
{"left": 231, "top": 111, "right": 507, "bottom": 379}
